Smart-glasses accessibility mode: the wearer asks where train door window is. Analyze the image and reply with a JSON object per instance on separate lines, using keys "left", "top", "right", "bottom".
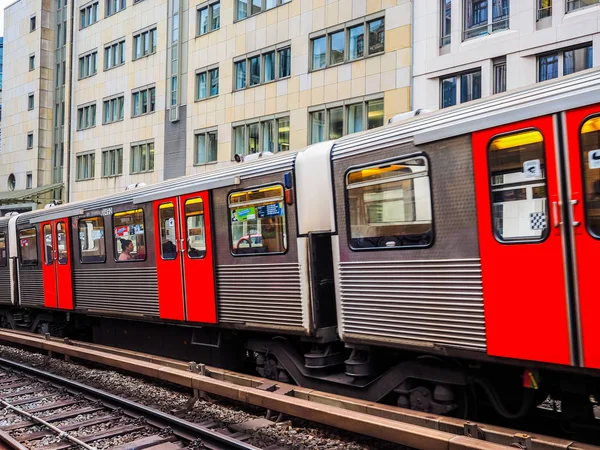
{"left": 19, "top": 228, "right": 39, "bottom": 266}
{"left": 346, "top": 156, "right": 433, "bottom": 249}
{"left": 0, "top": 233, "right": 6, "bottom": 267}
{"left": 113, "top": 209, "right": 146, "bottom": 261}
{"left": 56, "top": 222, "right": 68, "bottom": 265}
{"left": 228, "top": 185, "right": 287, "bottom": 255}
{"left": 579, "top": 116, "right": 600, "bottom": 238}
{"left": 78, "top": 216, "right": 106, "bottom": 263}
{"left": 158, "top": 203, "right": 177, "bottom": 260}
{"left": 43, "top": 224, "right": 53, "bottom": 265}
{"left": 185, "top": 198, "right": 206, "bottom": 259}
{"left": 488, "top": 130, "right": 548, "bottom": 242}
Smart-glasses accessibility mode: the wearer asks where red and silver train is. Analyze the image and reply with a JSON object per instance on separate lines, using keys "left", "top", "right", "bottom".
{"left": 0, "top": 69, "right": 600, "bottom": 431}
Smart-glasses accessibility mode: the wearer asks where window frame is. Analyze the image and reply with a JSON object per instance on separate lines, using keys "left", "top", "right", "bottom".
{"left": 0, "top": 232, "right": 7, "bottom": 267}
{"left": 76, "top": 151, "right": 96, "bottom": 181}
{"left": 537, "top": 0, "right": 552, "bottom": 20}
{"left": 76, "top": 103, "right": 97, "bottom": 130}
{"left": 486, "top": 127, "right": 550, "bottom": 245}
{"left": 131, "top": 86, "right": 156, "bottom": 117}
{"left": 29, "top": 54, "right": 35, "bottom": 71}
{"left": 112, "top": 208, "right": 147, "bottom": 262}
{"left": 104, "top": 39, "right": 126, "bottom": 70}
{"left": 578, "top": 113, "right": 600, "bottom": 240}
{"left": 234, "top": 0, "right": 290, "bottom": 22}
{"left": 462, "top": 0, "right": 509, "bottom": 41}
{"left": 233, "top": 43, "right": 291, "bottom": 92}
{"left": 309, "top": 13, "right": 385, "bottom": 72}
{"left": 28, "top": 93, "right": 34, "bottom": 111}
{"left": 18, "top": 227, "right": 39, "bottom": 267}
{"left": 194, "top": 127, "right": 219, "bottom": 165}
{"left": 227, "top": 182, "right": 289, "bottom": 257}
{"left": 30, "top": 15, "right": 36, "bottom": 32}
{"left": 132, "top": 26, "right": 158, "bottom": 60}
{"left": 130, "top": 141, "right": 155, "bottom": 174}
{"left": 493, "top": 57, "right": 506, "bottom": 94}
{"left": 103, "top": 95, "right": 125, "bottom": 124}
{"left": 440, "top": 0, "right": 451, "bottom": 47}
{"left": 27, "top": 132, "right": 34, "bottom": 149}
{"left": 197, "top": 0, "right": 221, "bottom": 36}
{"left": 78, "top": 216, "right": 107, "bottom": 264}
{"left": 78, "top": 50, "right": 98, "bottom": 80}
{"left": 101, "top": 147, "right": 123, "bottom": 178}
{"left": 106, "top": 0, "right": 126, "bottom": 17}
{"left": 232, "top": 113, "right": 291, "bottom": 159}
{"left": 195, "top": 65, "right": 219, "bottom": 100}
{"left": 343, "top": 153, "right": 435, "bottom": 252}
{"left": 566, "top": 0, "right": 599, "bottom": 13}
{"left": 439, "top": 69, "right": 481, "bottom": 108}
{"left": 80, "top": 1, "right": 99, "bottom": 29}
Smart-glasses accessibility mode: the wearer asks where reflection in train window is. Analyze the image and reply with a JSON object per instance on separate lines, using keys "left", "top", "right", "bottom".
{"left": 43, "top": 224, "right": 53, "bottom": 265}
{"left": 19, "top": 228, "right": 38, "bottom": 266}
{"left": 78, "top": 216, "right": 106, "bottom": 263}
{"left": 56, "top": 222, "right": 68, "bottom": 265}
{"left": 158, "top": 203, "right": 177, "bottom": 260}
{"left": 185, "top": 198, "right": 206, "bottom": 259}
{"left": 580, "top": 116, "right": 600, "bottom": 238}
{"left": 228, "top": 185, "right": 287, "bottom": 255}
{"left": 346, "top": 156, "right": 433, "bottom": 250}
{"left": 113, "top": 208, "right": 146, "bottom": 261}
{"left": 0, "top": 233, "right": 6, "bottom": 267}
{"left": 489, "top": 130, "right": 548, "bottom": 242}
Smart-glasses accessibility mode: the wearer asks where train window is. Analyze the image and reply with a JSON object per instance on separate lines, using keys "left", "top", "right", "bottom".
{"left": 185, "top": 198, "right": 206, "bottom": 259}
{"left": 79, "top": 216, "right": 106, "bottom": 263}
{"left": 346, "top": 156, "right": 433, "bottom": 250}
{"left": 488, "top": 130, "right": 548, "bottom": 242}
{"left": 19, "top": 228, "right": 38, "bottom": 266}
{"left": 228, "top": 185, "right": 287, "bottom": 255}
{"left": 580, "top": 116, "right": 600, "bottom": 238}
{"left": 0, "top": 233, "right": 6, "bottom": 267}
{"left": 56, "top": 222, "right": 68, "bottom": 265}
{"left": 113, "top": 208, "right": 146, "bottom": 261}
{"left": 43, "top": 224, "right": 53, "bottom": 265}
{"left": 158, "top": 203, "right": 177, "bottom": 260}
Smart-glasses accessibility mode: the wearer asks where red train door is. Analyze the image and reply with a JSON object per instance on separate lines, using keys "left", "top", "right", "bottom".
{"left": 153, "top": 192, "right": 216, "bottom": 323}
{"left": 473, "top": 116, "right": 572, "bottom": 366}
{"left": 40, "top": 220, "right": 74, "bottom": 310}
{"left": 564, "top": 105, "right": 600, "bottom": 369}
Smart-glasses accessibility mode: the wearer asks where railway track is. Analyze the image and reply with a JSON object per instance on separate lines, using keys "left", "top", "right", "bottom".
{"left": 0, "top": 328, "right": 596, "bottom": 450}
{"left": 0, "top": 358, "right": 281, "bottom": 450}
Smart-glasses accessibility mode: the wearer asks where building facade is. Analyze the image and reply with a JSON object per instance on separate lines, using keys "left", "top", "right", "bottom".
{"left": 414, "top": 0, "right": 600, "bottom": 111}
{"left": 1, "top": 0, "right": 413, "bottom": 204}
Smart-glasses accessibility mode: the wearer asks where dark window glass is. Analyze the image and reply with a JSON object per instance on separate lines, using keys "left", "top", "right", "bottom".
{"left": 79, "top": 217, "right": 106, "bottom": 263}
{"left": 0, "top": 233, "right": 6, "bottom": 267}
{"left": 113, "top": 209, "right": 146, "bottom": 261}
{"left": 349, "top": 25, "right": 364, "bottom": 59}
{"left": 538, "top": 54, "right": 558, "bottom": 81}
{"left": 312, "top": 36, "right": 326, "bottom": 70}
{"left": 368, "top": 18, "right": 384, "bottom": 54}
{"left": 564, "top": 45, "right": 593, "bottom": 76}
{"left": 264, "top": 51, "right": 275, "bottom": 82}
{"left": 185, "top": 198, "right": 207, "bottom": 259}
{"left": 43, "top": 224, "right": 53, "bottom": 265}
{"left": 347, "top": 157, "right": 433, "bottom": 249}
{"left": 249, "top": 55, "right": 260, "bottom": 86}
{"left": 56, "top": 222, "right": 68, "bottom": 265}
{"left": 460, "top": 71, "right": 481, "bottom": 103}
{"left": 441, "top": 76, "right": 456, "bottom": 108}
{"left": 159, "top": 203, "right": 177, "bottom": 260}
{"left": 330, "top": 30, "right": 345, "bottom": 65}
{"left": 329, "top": 106, "right": 343, "bottom": 140}
{"left": 367, "top": 98, "right": 384, "bottom": 130}
{"left": 235, "top": 61, "right": 246, "bottom": 89}
{"left": 580, "top": 116, "right": 600, "bottom": 238}
{"left": 278, "top": 47, "right": 290, "bottom": 78}
{"left": 20, "top": 228, "right": 39, "bottom": 266}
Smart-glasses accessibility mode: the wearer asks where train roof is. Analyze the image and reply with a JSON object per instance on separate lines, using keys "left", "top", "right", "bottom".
{"left": 331, "top": 67, "right": 600, "bottom": 160}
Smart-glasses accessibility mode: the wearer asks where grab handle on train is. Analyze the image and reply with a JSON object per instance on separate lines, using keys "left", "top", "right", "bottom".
{"left": 552, "top": 201, "right": 561, "bottom": 228}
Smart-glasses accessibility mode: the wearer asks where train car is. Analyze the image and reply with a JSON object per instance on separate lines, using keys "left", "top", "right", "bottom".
{"left": 0, "top": 217, "right": 13, "bottom": 308}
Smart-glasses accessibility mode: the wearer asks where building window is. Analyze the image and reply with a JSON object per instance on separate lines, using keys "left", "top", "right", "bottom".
{"left": 76, "top": 152, "right": 95, "bottom": 180}
{"left": 311, "top": 15, "right": 384, "bottom": 71}
{"left": 346, "top": 156, "right": 434, "bottom": 250}
{"left": 196, "top": 66, "right": 219, "bottom": 100}
{"left": 538, "top": 53, "right": 558, "bottom": 81}
{"left": 172, "top": 13, "right": 179, "bottom": 43}
{"left": 566, "top": 0, "right": 599, "bottom": 12}
{"left": 77, "top": 103, "right": 97, "bottom": 130}
{"left": 28, "top": 94, "right": 34, "bottom": 111}
{"left": 493, "top": 58, "right": 506, "bottom": 94}
{"left": 130, "top": 141, "right": 154, "bottom": 174}
{"left": 79, "top": 51, "right": 98, "bottom": 79}
{"left": 101, "top": 147, "right": 123, "bottom": 177}
{"left": 195, "top": 128, "right": 218, "bottom": 165}
{"left": 171, "top": 76, "right": 178, "bottom": 106}
{"left": 30, "top": 15, "right": 36, "bottom": 32}
{"left": 29, "top": 55, "right": 35, "bottom": 71}
{"left": 106, "top": 0, "right": 126, "bottom": 16}
{"left": 440, "top": 0, "right": 451, "bottom": 46}
{"left": 537, "top": 0, "right": 552, "bottom": 19}
{"left": 233, "top": 115, "right": 290, "bottom": 158}
{"left": 463, "top": 0, "right": 509, "bottom": 40}
{"left": 132, "top": 86, "right": 156, "bottom": 117}
{"left": 103, "top": 96, "right": 125, "bottom": 124}
{"left": 105, "top": 40, "right": 125, "bottom": 70}
{"left": 113, "top": 209, "right": 146, "bottom": 261}
{"left": 19, "top": 228, "right": 38, "bottom": 266}
{"left": 229, "top": 185, "right": 287, "bottom": 255}
{"left": 234, "top": 44, "right": 291, "bottom": 91}
{"left": 235, "top": 0, "right": 290, "bottom": 21}
{"left": 564, "top": 45, "right": 593, "bottom": 76}
{"left": 310, "top": 97, "right": 384, "bottom": 144}
{"left": 440, "top": 70, "right": 481, "bottom": 108}
{"left": 198, "top": 1, "right": 220, "bottom": 35}
{"left": 26, "top": 173, "right": 32, "bottom": 189}
{"left": 133, "top": 27, "right": 157, "bottom": 60}
{"left": 80, "top": 1, "right": 99, "bottom": 29}
{"left": 27, "top": 132, "right": 34, "bottom": 149}
{"left": 78, "top": 217, "right": 106, "bottom": 263}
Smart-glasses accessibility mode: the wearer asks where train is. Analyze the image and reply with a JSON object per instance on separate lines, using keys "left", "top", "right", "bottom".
{"left": 0, "top": 68, "right": 599, "bottom": 434}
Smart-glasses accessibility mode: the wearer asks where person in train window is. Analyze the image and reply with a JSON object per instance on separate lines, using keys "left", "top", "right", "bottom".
{"left": 119, "top": 239, "right": 134, "bottom": 261}
{"left": 161, "top": 231, "right": 177, "bottom": 259}
{"left": 45, "top": 244, "right": 53, "bottom": 265}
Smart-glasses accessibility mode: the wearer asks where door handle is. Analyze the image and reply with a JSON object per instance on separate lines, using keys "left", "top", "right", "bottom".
{"left": 552, "top": 201, "right": 561, "bottom": 228}
{"left": 571, "top": 199, "right": 581, "bottom": 227}
{"left": 180, "top": 238, "right": 185, "bottom": 253}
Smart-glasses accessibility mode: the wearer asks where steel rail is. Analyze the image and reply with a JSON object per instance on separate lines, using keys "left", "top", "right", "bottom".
{"left": 0, "top": 357, "right": 261, "bottom": 450}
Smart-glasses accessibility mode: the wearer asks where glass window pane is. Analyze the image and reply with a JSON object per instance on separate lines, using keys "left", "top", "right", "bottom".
{"left": 564, "top": 45, "right": 593, "bottom": 76}
{"left": 278, "top": 47, "right": 290, "bottom": 78}
{"left": 159, "top": 204, "right": 177, "bottom": 259}
{"left": 329, "top": 30, "right": 345, "bottom": 65}
{"left": 347, "top": 103, "right": 364, "bottom": 134}
{"left": 328, "top": 106, "right": 344, "bottom": 140}
{"left": 199, "top": 7, "right": 208, "bottom": 34}
{"left": 196, "top": 133, "right": 206, "bottom": 164}
{"left": 234, "top": 126, "right": 245, "bottom": 157}
{"left": 538, "top": 54, "right": 558, "bottom": 82}
{"left": 493, "top": 62, "right": 507, "bottom": 94}
{"left": 150, "top": 88, "right": 156, "bottom": 111}
{"left": 20, "top": 228, "right": 38, "bottom": 266}
{"left": 579, "top": 116, "right": 600, "bottom": 238}
{"left": 198, "top": 71, "right": 207, "bottom": 99}
{"left": 151, "top": 29, "right": 157, "bottom": 52}
{"left": 312, "top": 36, "right": 326, "bottom": 70}
{"left": 347, "top": 157, "right": 433, "bottom": 249}
{"left": 209, "top": 68, "right": 219, "bottom": 96}
{"left": 277, "top": 117, "right": 289, "bottom": 152}
{"left": 441, "top": 0, "right": 451, "bottom": 45}
{"left": 311, "top": 110, "right": 325, "bottom": 144}
{"left": 441, "top": 76, "right": 456, "bottom": 108}
{"left": 229, "top": 185, "right": 287, "bottom": 255}
{"left": 349, "top": 25, "right": 364, "bottom": 60}
{"left": 171, "top": 76, "right": 178, "bottom": 106}
{"left": 56, "top": 222, "right": 68, "bottom": 265}
{"left": 43, "top": 224, "right": 53, "bottom": 265}
{"left": 489, "top": 130, "right": 548, "bottom": 242}
{"left": 211, "top": 2, "right": 220, "bottom": 30}
{"left": 266, "top": 0, "right": 275, "bottom": 8}
{"left": 460, "top": 71, "right": 482, "bottom": 103}
{"left": 251, "top": 0, "right": 261, "bottom": 14}
{"left": 208, "top": 131, "right": 218, "bottom": 162}
{"left": 235, "top": 61, "right": 246, "bottom": 89}
{"left": 262, "top": 120, "right": 275, "bottom": 153}
{"left": 264, "top": 52, "right": 275, "bottom": 82}
{"left": 249, "top": 56, "right": 260, "bottom": 86}
{"left": 114, "top": 209, "right": 146, "bottom": 261}
{"left": 368, "top": 18, "right": 385, "bottom": 54}
{"left": 185, "top": 199, "right": 206, "bottom": 259}
{"left": 0, "top": 233, "right": 6, "bottom": 267}
{"left": 248, "top": 122, "right": 259, "bottom": 153}
{"left": 367, "top": 99, "right": 384, "bottom": 129}
{"left": 237, "top": 0, "right": 248, "bottom": 20}
{"left": 172, "top": 13, "right": 179, "bottom": 42}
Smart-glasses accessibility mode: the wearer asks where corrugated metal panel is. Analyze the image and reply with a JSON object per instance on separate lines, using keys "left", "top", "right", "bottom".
{"left": 73, "top": 267, "right": 159, "bottom": 316}
{"left": 19, "top": 270, "right": 44, "bottom": 308}
{"left": 164, "top": 106, "right": 187, "bottom": 180}
{"left": 332, "top": 69, "right": 600, "bottom": 160}
{"left": 217, "top": 263, "right": 304, "bottom": 329}
{"left": 17, "top": 151, "right": 299, "bottom": 226}
{"left": 338, "top": 259, "right": 486, "bottom": 350}
{"left": 0, "top": 269, "right": 11, "bottom": 305}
